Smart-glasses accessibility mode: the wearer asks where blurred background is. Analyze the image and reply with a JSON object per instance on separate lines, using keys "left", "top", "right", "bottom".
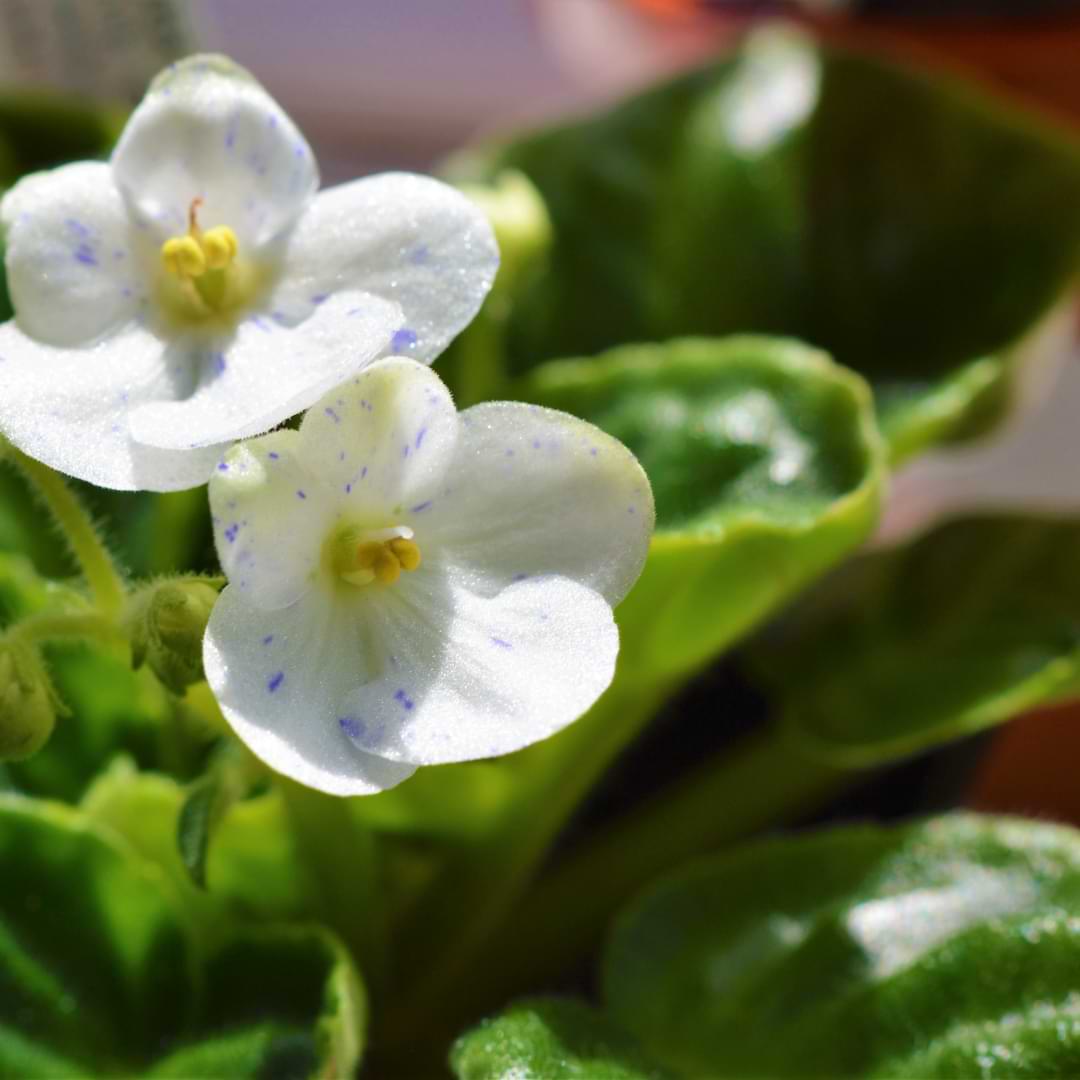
{"left": 3, "top": 0, "right": 1080, "bottom": 830}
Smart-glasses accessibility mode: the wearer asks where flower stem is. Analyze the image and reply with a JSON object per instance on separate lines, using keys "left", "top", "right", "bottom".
{"left": 277, "top": 778, "right": 388, "bottom": 993}
{"left": 7, "top": 448, "right": 126, "bottom": 618}
{"left": 8, "top": 611, "right": 125, "bottom": 647}
{"left": 468, "top": 728, "right": 854, "bottom": 1009}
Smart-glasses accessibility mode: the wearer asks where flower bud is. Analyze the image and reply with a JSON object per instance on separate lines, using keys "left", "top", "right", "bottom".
{"left": 458, "top": 170, "right": 552, "bottom": 298}
{"left": 129, "top": 579, "right": 220, "bottom": 694}
{"left": 0, "top": 643, "right": 56, "bottom": 761}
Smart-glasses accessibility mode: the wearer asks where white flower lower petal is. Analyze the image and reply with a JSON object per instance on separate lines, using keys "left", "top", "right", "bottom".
{"left": 298, "top": 357, "right": 458, "bottom": 511}
{"left": 205, "top": 585, "right": 416, "bottom": 796}
{"left": 337, "top": 573, "right": 619, "bottom": 766}
{"left": 423, "top": 402, "right": 654, "bottom": 607}
{"left": 280, "top": 173, "right": 498, "bottom": 363}
{"left": 111, "top": 55, "right": 318, "bottom": 248}
{"left": 0, "top": 320, "right": 221, "bottom": 490}
{"left": 127, "top": 291, "right": 402, "bottom": 450}
{"left": 2, "top": 161, "right": 146, "bottom": 347}
{"left": 210, "top": 430, "right": 336, "bottom": 611}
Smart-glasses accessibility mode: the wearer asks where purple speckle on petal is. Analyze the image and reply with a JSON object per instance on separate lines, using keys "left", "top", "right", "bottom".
{"left": 267, "top": 671, "right": 285, "bottom": 693}
{"left": 410, "top": 500, "right": 432, "bottom": 513}
{"left": 415, "top": 427, "right": 427, "bottom": 450}
{"left": 213, "top": 352, "right": 227, "bottom": 375}
{"left": 216, "top": 462, "right": 229, "bottom": 472}
{"left": 532, "top": 440, "right": 541, "bottom": 449}
{"left": 268, "top": 451, "right": 280, "bottom": 460}
{"left": 339, "top": 715, "right": 364, "bottom": 739}
{"left": 393, "top": 689, "right": 415, "bottom": 711}
{"left": 296, "top": 490, "right": 307, "bottom": 500}
{"left": 345, "top": 483, "right": 352, "bottom": 494}
{"left": 491, "top": 637, "right": 513, "bottom": 650}
{"left": 74, "top": 245, "right": 97, "bottom": 266}
{"left": 311, "top": 293, "right": 329, "bottom": 306}
{"left": 361, "top": 466, "right": 368, "bottom": 479}
{"left": 511, "top": 573, "right": 528, "bottom": 582}
{"left": 324, "top": 407, "right": 341, "bottom": 423}
{"left": 391, "top": 327, "right": 418, "bottom": 351}
{"left": 262, "top": 634, "right": 274, "bottom": 645}
{"left": 224, "top": 524, "right": 240, "bottom": 543}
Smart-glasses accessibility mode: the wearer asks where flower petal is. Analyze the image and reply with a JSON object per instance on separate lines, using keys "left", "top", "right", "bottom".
{"left": 204, "top": 585, "right": 416, "bottom": 796}
{"left": 111, "top": 55, "right": 318, "bottom": 248}
{"left": 279, "top": 172, "right": 498, "bottom": 363}
{"left": 336, "top": 573, "right": 619, "bottom": 765}
{"left": 127, "top": 290, "right": 402, "bottom": 450}
{"left": 422, "top": 402, "right": 654, "bottom": 607}
{"left": 297, "top": 357, "right": 458, "bottom": 511}
{"left": 2, "top": 161, "right": 147, "bottom": 347}
{"left": 210, "top": 430, "right": 336, "bottom": 611}
{"left": 0, "top": 321, "right": 221, "bottom": 491}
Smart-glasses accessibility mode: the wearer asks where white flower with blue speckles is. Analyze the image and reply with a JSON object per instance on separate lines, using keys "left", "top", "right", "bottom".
{"left": 0, "top": 55, "right": 497, "bottom": 492}
{"left": 203, "top": 358, "right": 654, "bottom": 796}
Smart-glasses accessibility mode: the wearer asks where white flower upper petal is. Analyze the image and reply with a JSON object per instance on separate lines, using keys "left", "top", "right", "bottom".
{"left": 297, "top": 357, "right": 459, "bottom": 512}
{"left": 111, "top": 55, "right": 318, "bottom": 248}
{"left": 0, "top": 320, "right": 221, "bottom": 491}
{"left": 279, "top": 172, "right": 499, "bottom": 363}
{"left": 336, "top": 572, "right": 619, "bottom": 766}
{"left": 2, "top": 162, "right": 147, "bottom": 347}
{"left": 204, "top": 585, "right": 417, "bottom": 796}
{"left": 210, "top": 430, "right": 335, "bottom": 611}
{"left": 423, "top": 402, "right": 654, "bottom": 607}
{"left": 127, "top": 290, "right": 402, "bottom": 450}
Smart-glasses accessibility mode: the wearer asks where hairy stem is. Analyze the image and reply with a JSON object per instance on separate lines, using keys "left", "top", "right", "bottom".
{"left": 7, "top": 448, "right": 126, "bottom": 618}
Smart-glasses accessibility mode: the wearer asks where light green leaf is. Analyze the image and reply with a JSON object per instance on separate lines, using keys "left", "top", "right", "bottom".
{"left": 604, "top": 813, "right": 1080, "bottom": 1078}
{"left": 450, "top": 998, "right": 667, "bottom": 1080}
{"left": 452, "top": 27, "right": 1080, "bottom": 458}
{"left": 751, "top": 515, "right": 1080, "bottom": 766}
{"left": 0, "top": 794, "right": 364, "bottom": 1077}
{"left": 517, "top": 336, "right": 885, "bottom": 679}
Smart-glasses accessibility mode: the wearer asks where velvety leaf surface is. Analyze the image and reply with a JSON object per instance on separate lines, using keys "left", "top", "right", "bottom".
{"left": 517, "top": 336, "right": 885, "bottom": 679}
{"left": 751, "top": 515, "right": 1080, "bottom": 765}
{"left": 604, "top": 814, "right": 1080, "bottom": 1078}
{"left": 0, "top": 795, "right": 364, "bottom": 1077}
{"left": 450, "top": 998, "right": 667, "bottom": 1080}
{"left": 454, "top": 27, "right": 1080, "bottom": 457}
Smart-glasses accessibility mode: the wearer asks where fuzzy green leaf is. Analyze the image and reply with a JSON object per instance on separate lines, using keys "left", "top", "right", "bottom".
{"left": 604, "top": 814, "right": 1080, "bottom": 1078}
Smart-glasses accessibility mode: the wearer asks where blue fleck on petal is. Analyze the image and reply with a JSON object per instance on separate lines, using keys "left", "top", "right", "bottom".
{"left": 267, "top": 671, "right": 285, "bottom": 693}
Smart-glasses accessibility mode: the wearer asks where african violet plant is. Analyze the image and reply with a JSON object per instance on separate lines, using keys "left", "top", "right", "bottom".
{"left": 4, "top": 24, "right": 1080, "bottom": 1079}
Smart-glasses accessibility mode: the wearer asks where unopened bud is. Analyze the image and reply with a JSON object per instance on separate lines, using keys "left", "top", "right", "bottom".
{"left": 129, "top": 579, "right": 220, "bottom": 694}
{"left": 458, "top": 170, "right": 552, "bottom": 297}
{"left": 0, "top": 643, "right": 56, "bottom": 761}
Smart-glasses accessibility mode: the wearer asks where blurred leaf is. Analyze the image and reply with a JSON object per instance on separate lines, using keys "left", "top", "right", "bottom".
{"left": 452, "top": 27, "right": 1080, "bottom": 458}
{"left": 604, "top": 813, "right": 1080, "bottom": 1078}
{"left": 751, "top": 515, "right": 1080, "bottom": 766}
{"left": 518, "top": 336, "right": 885, "bottom": 680}
{"left": 450, "top": 998, "right": 667, "bottom": 1080}
{"left": 0, "top": 794, "right": 364, "bottom": 1078}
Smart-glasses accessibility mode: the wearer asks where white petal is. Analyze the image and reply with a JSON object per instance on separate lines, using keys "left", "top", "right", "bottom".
{"left": 204, "top": 585, "right": 416, "bottom": 796}
{"left": 280, "top": 173, "right": 498, "bottom": 363}
{"left": 0, "top": 321, "right": 221, "bottom": 491}
{"left": 127, "top": 291, "right": 401, "bottom": 450}
{"left": 297, "top": 357, "right": 458, "bottom": 511}
{"left": 421, "top": 403, "right": 654, "bottom": 607}
{"left": 111, "top": 55, "right": 318, "bottom": 248}
{"left": 337, "top": 573, "right": 619, "bottom": 765}
{"left": 2, "top": 161, "right": 147, "bottom": 346}
{"left": 209, "top": 430, "right": 337, "bottom": 611}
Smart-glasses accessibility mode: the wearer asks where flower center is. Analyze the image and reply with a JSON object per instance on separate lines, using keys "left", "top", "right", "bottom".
{"left": 331, "top": 525, "right": 422, "bottom": 588}
{"left": 160, "top": 198, "right": 242, "bottom": 314}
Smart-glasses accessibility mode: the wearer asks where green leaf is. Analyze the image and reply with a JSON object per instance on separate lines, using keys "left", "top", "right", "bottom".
{"left": 454, "top": 27, "right": 1080, "bottom": 458}
{"left": 0, "top": 794, "right": 364, "bottom": 1078}
{"left": 518, "top": 336, "right": 885, "bottom": 679}
{"left": 450, "top": 998, "right": 667, "bottom": 1080}
{"left": 604, "top": 813, "right": 1080, "bottom": 1078}
{"left": 751, "top": 515, "right": 1080, "bottom": 766}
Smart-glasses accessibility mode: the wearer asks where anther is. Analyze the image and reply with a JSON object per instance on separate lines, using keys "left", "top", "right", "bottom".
{"left": 161, "top": 236, "right": 206, "bottom": 278}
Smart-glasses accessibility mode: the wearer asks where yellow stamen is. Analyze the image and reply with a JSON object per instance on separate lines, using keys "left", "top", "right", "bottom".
{"left": 160, "top": 200, "right": 239, "bottom": 282}
{"left": 333, "top": 531, "right": 422, "bottom": 588}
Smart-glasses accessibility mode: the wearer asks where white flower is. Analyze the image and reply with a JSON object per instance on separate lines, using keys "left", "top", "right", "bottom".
{"left": 0, "top": 55, "right": 497, "bottom": 492}
{"left": 203, "top": 358, "right": 654, "bottom": 796}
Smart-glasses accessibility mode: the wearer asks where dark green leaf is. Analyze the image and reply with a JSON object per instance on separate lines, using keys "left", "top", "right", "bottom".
{"left": 453, "top": 28, "right": 1080, "bottom": 457}
{"left": 604, "top": 813, "right": 1080, "bottom": 1078}
{"left": 0, "top": 794, "right": 365, "bottom": 1077}
{"left": 752, "top": 515, "right": 1080, "bottom": 766}
{"left": 450, "top": 998, "right": 667, "bottom": 1080}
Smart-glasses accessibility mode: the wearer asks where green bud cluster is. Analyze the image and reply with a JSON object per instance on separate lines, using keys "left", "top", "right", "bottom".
{"left": 128, "top": 578, "right": 220, "bottom": 694}
{"left": 0, "top": 642, "right": 56, "bottom": 761}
